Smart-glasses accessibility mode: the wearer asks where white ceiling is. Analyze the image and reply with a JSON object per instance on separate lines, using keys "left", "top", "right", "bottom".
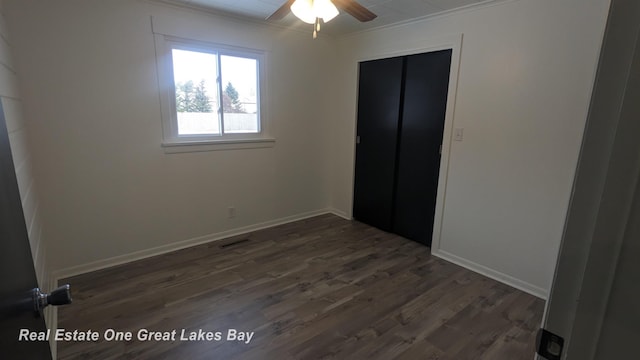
{"left": 154, "top": 0, "right": 501, "bottom": 36}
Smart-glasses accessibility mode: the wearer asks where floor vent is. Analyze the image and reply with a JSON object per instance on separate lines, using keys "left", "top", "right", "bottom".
{"left": 219, "top": 238, "right": 250, "bottom": 249}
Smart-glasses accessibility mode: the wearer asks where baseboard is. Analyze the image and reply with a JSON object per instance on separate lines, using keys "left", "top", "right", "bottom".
{"left": 51, "top": 208, "right": 337, "bottom": 281}
{"left": 43, "top": 210, "right": 546, "bottom": 360}
{"left": 431, "top": 249, "right": 549, "bottom": 300}
{"left": 48, "top": 307, "right": 57, "bottom": 360}
{"left": 327, "top": 208, "right": 351, "bottom": 220}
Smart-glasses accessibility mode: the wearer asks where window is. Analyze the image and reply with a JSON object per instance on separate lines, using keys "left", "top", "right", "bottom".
{"left": 155, "top": 36, "right": 273, "bottom": 151}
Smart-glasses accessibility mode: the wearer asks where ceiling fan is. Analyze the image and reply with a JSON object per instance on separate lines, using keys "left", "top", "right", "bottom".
{"left": 266, "top": 0, "right": 377, "bottom": 38}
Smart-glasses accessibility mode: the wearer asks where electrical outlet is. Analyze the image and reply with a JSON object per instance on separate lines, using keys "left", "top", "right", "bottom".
{"left": 228, "top": 207, "right": 236, "bottom": 219}
{"left": 454, "top": 128, "right": 464, "bottom": 141}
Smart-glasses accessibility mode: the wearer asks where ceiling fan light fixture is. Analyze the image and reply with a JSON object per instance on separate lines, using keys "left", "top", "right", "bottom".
{"left": 291, "top": 0, "right": 339, "bottom": 24}
{"left": 291, "top": 0, "right": 316, "bottom": 24}
{"left": 314, "top": 0, "right": 339, "bottom": 22}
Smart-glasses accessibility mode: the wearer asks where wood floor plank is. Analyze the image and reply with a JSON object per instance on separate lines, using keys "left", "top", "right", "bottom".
{"left": 57, "top": 214, "right": 544, "bottom": 359}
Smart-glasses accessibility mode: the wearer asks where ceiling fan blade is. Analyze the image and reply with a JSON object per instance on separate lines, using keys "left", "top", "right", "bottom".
{"left": 266, "top": 0, "right": 296, "bottom": 21}
{"left": 331, "top": 0, "right": 377, "bottom": 22}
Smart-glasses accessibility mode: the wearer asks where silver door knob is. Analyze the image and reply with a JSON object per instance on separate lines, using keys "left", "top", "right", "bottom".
{"left": 33, "top": 284, "right": 72, "bottom": 313}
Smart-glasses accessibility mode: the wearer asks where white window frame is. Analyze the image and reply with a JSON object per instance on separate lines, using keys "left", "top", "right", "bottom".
{"left": 154, "top": 35, "right": 274, "bottom": 152}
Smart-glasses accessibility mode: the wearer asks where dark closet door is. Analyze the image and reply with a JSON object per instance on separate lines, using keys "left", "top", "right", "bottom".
{"left": 353, "top": 57, "right": 404, "bottom": 231}
{"left": 393, "top": 50, "right": 452, "bottom": 245}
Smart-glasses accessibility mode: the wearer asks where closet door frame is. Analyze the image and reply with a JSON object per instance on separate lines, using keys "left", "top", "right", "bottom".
{"left": 349, "top": 33, "right": 463, "bottom": 252}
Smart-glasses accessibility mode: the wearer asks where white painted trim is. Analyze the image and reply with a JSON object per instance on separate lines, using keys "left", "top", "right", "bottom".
{"left": 49, "top": 307, "right": 57, "bottom": 360}
{"left": 341, "top": 35, "right": 543, "bottom": 302}
{"left": 340, "top": 0, "right": 520, "bottom": 39}
{"left": 162, "top": 137, "right": 275, "bottom": 153}
{"left": 353, "top": 33, "right": 463, "bottom": 64}
{"left": 152, "top": 32, "right": 272, "bottom": 150}
{"left": 327, "top": 208, "right": 351, "bottom": 220}
{"left": 52, "top": 208, "right": 336, "bottom": 281}
{"left": 144, "top": 0, "right": 314, "bottom": 37}
{"left": 432, "top": 249, "right": 548, "bottom": 299}
{"left": 347, "top": 33, "right": 463, "bottom": 253}
{"left": 148, "top": 0, "right": 517, "bottom": 41}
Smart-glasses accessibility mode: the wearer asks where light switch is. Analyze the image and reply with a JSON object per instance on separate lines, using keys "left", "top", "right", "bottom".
{"left": 454, "top": 128, "right": 464, "bottom": 141}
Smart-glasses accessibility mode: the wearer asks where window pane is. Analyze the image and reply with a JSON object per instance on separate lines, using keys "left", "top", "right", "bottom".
{"left": 220, "top": 55, "right": 259, "bottom": 134}
{"left": 172, "top": 49, "right": 220, "bottom": 135}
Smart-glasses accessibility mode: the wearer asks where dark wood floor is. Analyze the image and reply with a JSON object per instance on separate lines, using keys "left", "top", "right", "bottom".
{"left": 57, "top": 214, "right": 544, "bottom": 359}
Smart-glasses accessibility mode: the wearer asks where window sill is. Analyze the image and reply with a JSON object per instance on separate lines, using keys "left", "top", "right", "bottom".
{"left": 162, "top": 138, "right": 275, "bottom": 153}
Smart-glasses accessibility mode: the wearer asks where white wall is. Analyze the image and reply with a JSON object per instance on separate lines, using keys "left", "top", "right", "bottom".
{"left": 5, "top": 0, "right": 336, "bottom": 274}
{"left": 6, "top": 0, "right": 613, "bottom": 299}
{"left": 0, "top": 0, "right": 53, "bottom": 328}
{"left": 330, "top": 0, "right": 611, "bottom": 297}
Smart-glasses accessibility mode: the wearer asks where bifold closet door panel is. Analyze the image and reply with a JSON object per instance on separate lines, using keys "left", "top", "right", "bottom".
{"left": 353, "top": 57, "right": 404, "bottom": 231}
{"left": 393, "top": 50, "right": 452, "bottom": 245}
